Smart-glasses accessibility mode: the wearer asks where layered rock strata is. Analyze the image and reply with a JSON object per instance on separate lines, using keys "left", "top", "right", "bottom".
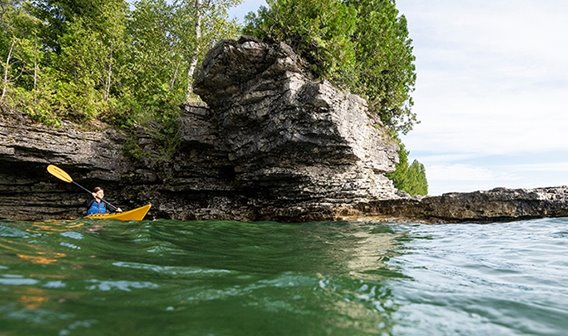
{"left": 0, "top": 109, "right": 131, "bottom": 219}
{"left": 356, "top": 187, "right": 568, "bottom": 223}
{"left": 0, "top": 37, "right": 399, "bottom": 221}
{"left": 193, "top": 37, "right": 400, "bottom": 216}
{"left": 1, "top": 37, "right": 567, "bottom": 223}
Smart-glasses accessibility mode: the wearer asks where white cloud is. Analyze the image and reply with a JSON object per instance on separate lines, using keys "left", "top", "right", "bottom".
{"left": 506, "top": 162, "right": 568, "bottom": 173}
{"left": 427, "top": 163, "right": 515, "bottom": 182}
{"left": 397, "top": 0, "right": 568, "bottom": 193}
{"left": 426, "top": 161, "right": 568, "bottom": 195}
{"left": 426, "top": 163, "right": 521, "bottom": 195}
{"left": 425, "top": 161, "right": 568, "bottom": 195}
{"left": 404, "top": 90, "right": 568, "bottom": 155}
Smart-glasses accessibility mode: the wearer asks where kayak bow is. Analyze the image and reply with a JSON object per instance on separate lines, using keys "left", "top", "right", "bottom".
{"left": 85, "top": 204, "right": 152, "bottom": 221}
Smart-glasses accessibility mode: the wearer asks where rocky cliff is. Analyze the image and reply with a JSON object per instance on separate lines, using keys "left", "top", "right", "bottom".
{"left": 192, "top": 37, "right": 400, "bottom": 218}
{"left": 1, "top": 37, "right": 567, "bottom": 223}
{"left": 0, "top": 37, "right": 399, "bottom": 221}
{"left": 0, "top": 109, "right": 131, "bottom": 219}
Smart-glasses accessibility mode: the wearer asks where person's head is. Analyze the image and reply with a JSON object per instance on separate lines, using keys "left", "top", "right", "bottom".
{"left": 93, "top": 187, "right": 104, "bottom": 199}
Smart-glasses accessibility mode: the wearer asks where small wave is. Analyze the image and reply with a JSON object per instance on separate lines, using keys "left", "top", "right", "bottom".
{"left": 86, "top": 279, "right": 159, "bottom": 292}
{"left": 0, "top": 274, "right": 38, "bottom": 286}
{"left": 112, "top": 261, "right": 232, "bottom": 276}
{"left": 0, "top": 224, "right": 29, "bottom": 238}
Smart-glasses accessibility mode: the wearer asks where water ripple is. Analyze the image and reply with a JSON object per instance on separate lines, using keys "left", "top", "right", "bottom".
{"left": 391, "top": 219, "right": 568, "bottom": 336}
{"left": 86, "top": 279, "right": 159, "bottom": 292}
{"left": 0, "top": 218, "right": 566, "bottom": 335}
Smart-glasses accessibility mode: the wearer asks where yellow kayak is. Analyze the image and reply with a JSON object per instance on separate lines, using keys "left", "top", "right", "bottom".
{"left": 85, "top": 204, "right": 152, "bottom": 221}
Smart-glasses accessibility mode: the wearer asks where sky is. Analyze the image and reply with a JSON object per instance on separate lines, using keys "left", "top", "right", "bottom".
{"left": 229, "top": 0, "right": 568, "bottom": 195}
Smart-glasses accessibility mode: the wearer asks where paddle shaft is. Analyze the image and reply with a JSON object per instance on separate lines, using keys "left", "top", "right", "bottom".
{"left": 73, "top": 181, "right": 118, "bottom": 211}
{"left": 47, "top": 165, "right": 120, "bottom": 211}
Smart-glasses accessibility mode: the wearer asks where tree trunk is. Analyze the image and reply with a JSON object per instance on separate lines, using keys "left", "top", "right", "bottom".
{"left": 171, "top": 58, "right": 181, "bottom": 90}
{"left": 185, "top": 0, "right": 202, "bottom": 102}
{"left": 1, "top": 39, "right": 16, "bottom": 102}
{"left": 33, "top": 37, "right": 38, "bottom": 103}
{"left": 104, "top": 47, "right": 113, "bottom": 102}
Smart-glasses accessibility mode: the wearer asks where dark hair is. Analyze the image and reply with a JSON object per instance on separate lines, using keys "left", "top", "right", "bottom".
{"left": 93, "top": 187, "right": 104, "bottom": 192}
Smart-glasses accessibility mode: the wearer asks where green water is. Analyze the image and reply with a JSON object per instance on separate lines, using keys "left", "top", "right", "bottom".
{"left": 1, "top": 218, "right": 567, "bottom": 335}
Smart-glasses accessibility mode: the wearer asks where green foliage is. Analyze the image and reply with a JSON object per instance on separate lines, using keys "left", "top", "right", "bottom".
{"left": 117, "top": 0, "right": 240, "bottom": 158}
{"left": 244, "top": 0, "right": 358, "bottom": 84}
{"left": 52, "top": 0, "right": 128, "bottom": 120}
{"left": 349, "top": 0, "right": 417, "bottom": 134}
{"left": 244, "top": 0, "right": 417, "bottom": 134}
{"left": 406, "top": 159, "right": 428, "bottom": 195}
{"left": 0, "top": 0, "right": 241, "bottom": 159}
{"left": 3, "top": 0, "right": 418, "bottom": 160}
{"left": 387, "top": 143, "right": 428, "bottom": 196}
{"left": 0, "top": 0, "right": 59, "bottom": 123}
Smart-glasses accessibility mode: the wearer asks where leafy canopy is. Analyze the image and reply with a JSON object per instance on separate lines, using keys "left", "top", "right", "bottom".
{"left": 1, "top": 0, "right": 241, "bottom": 157}
{"left": 244, "top": 0, "right": 418, "bottom": 135}
{"left": 386, "top": 142, "right": 428, "bottom": 196}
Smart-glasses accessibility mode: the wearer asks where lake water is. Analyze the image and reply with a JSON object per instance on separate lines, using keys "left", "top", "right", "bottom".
{"left": 1, "top": 217, "right": 567, "bottom": 335}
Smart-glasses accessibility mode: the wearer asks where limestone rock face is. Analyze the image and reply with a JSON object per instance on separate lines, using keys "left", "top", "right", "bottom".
{"left": 0, "top": 110, "right": 132, "bottom": 219}
{"left": 194, "top": 37, "right": 399, "bottom": 208}
{"left": 0, "top": 38, "right": 400, "bottom": 221}
{"left": 357, "top": 187, "right": 568, "bottom": 222}
{"left": 2, "top": 37, "right": 567, "bottom": 223}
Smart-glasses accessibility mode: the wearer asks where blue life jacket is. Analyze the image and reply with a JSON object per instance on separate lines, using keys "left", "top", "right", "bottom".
{"left": 87, "top": 200, "right": 107, "bottom": 215}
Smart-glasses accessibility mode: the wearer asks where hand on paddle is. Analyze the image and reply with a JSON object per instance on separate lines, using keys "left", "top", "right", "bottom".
{"left": 47, "top": 164, "right": 121, "bottom": 212}
{"left": 91, "top": 191, "right": 123, "bottom": 212}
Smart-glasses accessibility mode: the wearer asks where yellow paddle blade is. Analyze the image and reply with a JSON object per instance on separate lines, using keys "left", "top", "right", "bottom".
{"left": 47, "top": 164, "right": 73, "bottom": 183}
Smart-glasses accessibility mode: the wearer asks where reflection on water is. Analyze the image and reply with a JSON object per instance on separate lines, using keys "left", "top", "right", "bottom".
{"left": 17, "top": 287, "right": 48, "bottom": 310}
{"left": 0, "top": 219, "right": 404, "bottom": 335}
{"left": 2, "top": 218, "right": 567, "bottom": 335}
{"left": 391, "top": 219, "right": 568, "bottom": 336}
{"left": 16, "top": 253, "right": 64, "bottom": 265}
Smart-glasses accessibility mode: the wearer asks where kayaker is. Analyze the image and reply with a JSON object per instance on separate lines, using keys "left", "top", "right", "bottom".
{"left": 86, "top": 187, "right": 122, "bottom": 214}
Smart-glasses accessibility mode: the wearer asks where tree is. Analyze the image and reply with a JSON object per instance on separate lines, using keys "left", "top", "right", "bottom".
{"left": 348, "top": 0, "right": 417, "bottom": 134}
{"left": 29, "top": 1, "right": 126, "bottom": 124}
{"left": 30, "top": 0, "right": 111, "bottom": 52}
{"left": 125, "top": 0, "right": 240, "bottom": 110}
{"left": 1, "top": 0, "right": 242, "bottom": 133}
{"left": 0, "top": 1, "right": 60, "bottom": 124}
{"left": 117, "top": 0, "right": 240, "bottom": 158}
{"left": 244, "top": 0, "right": 417, "bottom": 134}
{"left": 386, "top": 143, "right": 428, "bottom": 196}
{"left": 406, "top": 159, "right": 428, "bottom": 195}
{"left": 1, "top": 1, "right": 37, "bottom": 99}
{"left": 244, "top": 0, "right": 358, "bottom": 85}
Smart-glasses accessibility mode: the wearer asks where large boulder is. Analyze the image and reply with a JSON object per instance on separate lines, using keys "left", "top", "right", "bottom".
{"left": 194, "top": 37, "right": 399, "bottom": 211}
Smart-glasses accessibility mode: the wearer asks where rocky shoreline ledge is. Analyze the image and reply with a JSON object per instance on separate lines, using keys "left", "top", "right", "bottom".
{"left": 1, "top": 37, "right": 567, "bottom": 223}
{"left": 355, "top": 186, "right": 568, "bottom": 223}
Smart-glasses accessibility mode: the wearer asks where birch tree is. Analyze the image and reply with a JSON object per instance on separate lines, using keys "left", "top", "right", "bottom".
{"left": 0, "top": 0, "right": 42, "bottom": 104}
{"left": 171, "top": 0, "right": 240, "bottom": 101}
